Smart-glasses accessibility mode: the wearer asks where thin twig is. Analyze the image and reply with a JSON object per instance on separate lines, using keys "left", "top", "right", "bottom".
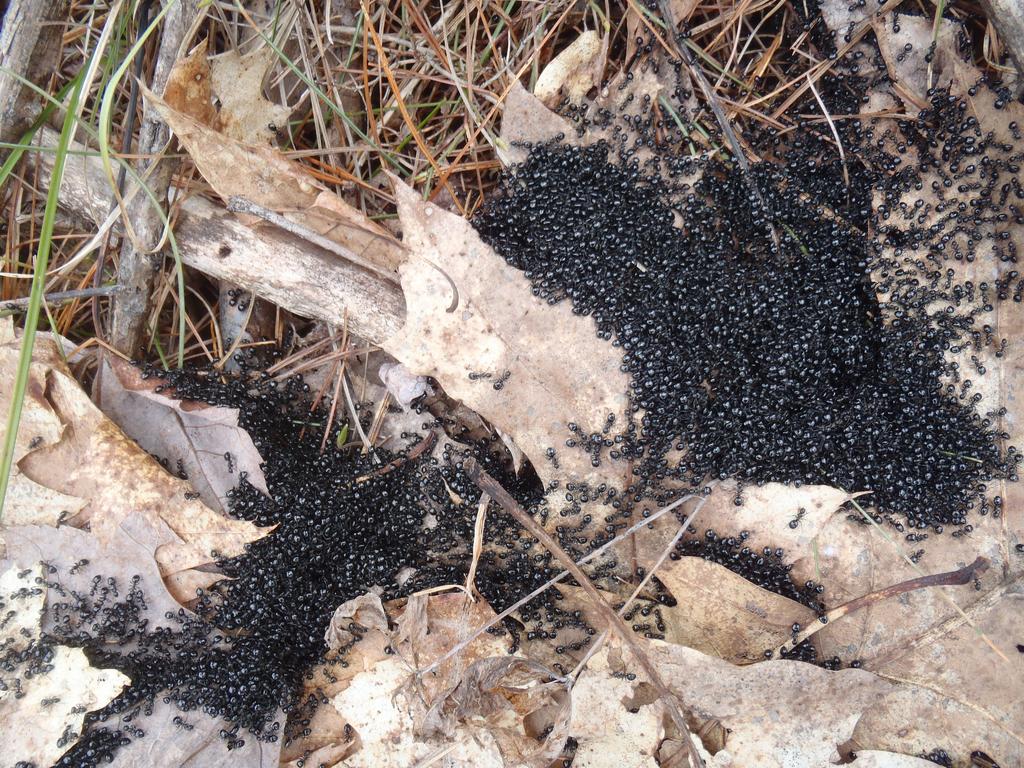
{"left": 465, "top": 458, "right": 705, "bottom": 768}
{"left": 464, "top": 491, "right": 490, "bottom": 599}
{"left": 570, "top": 492, "right": 713, "bottom": 680}
{"left": 0, "top": 284, "right": 125, "bottom": 311}
{"left": 774, "top": 556, "right": 990, "bottom": 658}
{"left": 355, "top": 430, "right": 436, "bottom": 482}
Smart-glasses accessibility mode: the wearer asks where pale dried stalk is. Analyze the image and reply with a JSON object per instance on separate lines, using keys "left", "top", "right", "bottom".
{"left": 464, "top": 491, "right": 490, "bottom": 599}
{"left": 466, "top": 458, "right": 705, "bottom": 768}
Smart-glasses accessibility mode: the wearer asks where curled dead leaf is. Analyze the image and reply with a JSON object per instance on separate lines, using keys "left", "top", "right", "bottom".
{"left": 95, "top": 355, "right": 270, "bottom": 514}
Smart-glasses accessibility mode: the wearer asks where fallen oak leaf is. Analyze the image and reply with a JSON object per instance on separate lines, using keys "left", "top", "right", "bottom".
{"left": 421, "top": 656, "right": 571, "bottom": 768}
{"left": 3, "top": 512, "right": 192, "bottom": 636}
{"left": 324, "top": 590, "right": 388, "bottom": 651}
{"left": 498, "top": 80, "right": 578, "bottom": 166}
{"left": 5, "top": 334, "right": 267, "bottom": 577}
{"left": 850, "top": 573, "right": 1024, "bottom": 764}
{"left": 208, "top": 47, "right": 291, "bottom": 146}
{"left": 0, "top": 643, "right": 129, "bottom": 768}
{"left": 95, "top": 355, "right": 270, "bottom": 514}
{"left": 579, "top": 639, "right": 891, "bottom": 768}
{"left": 847, "top": 753, "right": 942, "bottom": 767}
{"left": 333, "top": 657, "right": 505, "bottom": 768}
{"left": 103, "top": 701, "right": 283, "bottom": 768}
{"left": 284, "top": 592, "right": 511, "bottom": 765}
{"left": 0, "top": 318, "right": 79, "bottom": 526}
{"left": 657, "top": 556, "right": 817, "bottom": 664}
{"left": 0, "top": 547, "right": 134, "bottom": 768}
{"left": 570, "top": 661, "right": 664, "bottom": 768}
{"left": 384, "top": 178, "right": 631, "bottom": 494}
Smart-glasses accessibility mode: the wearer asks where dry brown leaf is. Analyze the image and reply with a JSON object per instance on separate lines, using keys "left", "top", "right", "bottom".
{"left": 848, "top": 754, "right": 941, "bottom": 767}
{"left": 209, "top": 48, "right": 291, "bottom": 146}
{"left": 1, "top": 330, "right": 266, "bottom": 577}
{"left": 629, "top": 480, "right": 859, "bottom": 571}
{"left": 0, "top": 526, "right": 162, "bottom": 768}
{"left": 0, "top": 644, "right": 129, "bottom": 768}
{"left": 323, "top": 593, "right": 531, "bottom": 768}
{"left": 334, "top": 657, "right": 505, "bottom": 768}
{"left": 283, "top": 592, "right": 511, "bottom": 766}
{"left": 0, "top": 597, "right": 128, "bottom": 768}
{"left": 534, "top": 30, "right": 607, "bottom": 108}
{"left": 95, "top": 356, "right": 270, "bottom": 514}
{"left": 421, "top": 656, "right": 571, "bottom": 768}
{"left": 143, "top": 81, "right": 402, "bottom": 274}
{"left": 4, "top": 512, "right": 192, "bottom": 635}
{"left": 656, "top": 557, "right": 816, "bottom": 663}
{"left": 0, "top": 319, "right": 77, "bottom": 527}
{"left": 105, "top": 702, "right": 283, "bottom": 768}
{"left": 570, "top": 663, "right": 664, "bottom": 768}
{"left": 3, "top": 511, "right": 278, "bottom": 768}
{"left": 161, "top": 39, "right": 218, "bottom": 126}
{"left": 498, "top": 80, "right": 578, "bottom": 166}
{"left": 384, "top": 178, "right": 631, "bottom": 494}
{"left": 579, "top": 639, "right": 892, "bottom": 768}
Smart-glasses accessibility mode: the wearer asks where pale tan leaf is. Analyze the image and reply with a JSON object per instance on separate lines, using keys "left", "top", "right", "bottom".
{"left": 209, "top": 48, "right": 291, "bottom": 146}
{"left": 0, "top": 322, "right": 64, "bottom": 463}
{"left": 5, "top": 337, "right": 266, "bottom": 577}
{"left": 105, "top": 703, "right": 282, "bottom": 768}
{"left": 849, "top": 753, "right": 940, "bottom": 767}
{"left": 0, "top": 562, "right": 44, "bottom": 650}
{"left": 687, "top": 481, "right": 861, "bottom": 561}
{"left": 161, "top": 39, "right": 218, "bottom": 126}
{"left": 324, "top": 590, "right": 388, "bottom": 650}
{"left": 579, "top": 640, "right": 891, "bottom": 768}
{"left": 0, "top": 645, "right": 129, "bottom": 768}
{"left": 163, "top": 567, "right": 227, "bottom": 605}
{"left": 0, "top": 560, "right": 128, "bottom": 768}
{"left": 534, "top": 31, "right": 607, "bottom": 108}
{"left": 333, "top": 658, "right": 505, "bottom": 768}
{"left": 498, "top": 80, "right": 578, "bottom": 166}
{"left": 384, "top": 179, "right": 631, "bottom": 493}
{"left": 3, "top": 513, "right": 191, "bottom": 633}
{"left": 3, "top": 471, "right": 85, "bottom": 527}
{"left": 421, "top": 656, "right": 571, "bottom": 768}
{"left": 95, "top": 356, "right": 270, "bottom": 513}
{"left": 570, "top": 664, "right": 663, "bottom": 768}
{"left": 656, "top": 557, "right": 817, "bottom": 663}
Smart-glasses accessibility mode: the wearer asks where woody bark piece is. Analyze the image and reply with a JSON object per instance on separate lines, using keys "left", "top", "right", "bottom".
{"left": 980, "top": 0, "right": 1024, "bottom": 89}
{"left": 109, "top": 0, "right": 199, "bottom": 356}
{"left": 0, "top": 0, "right": 69, "bottom": 144}
{"left": 34, "top": 128, "right": 405, "bottom": 342}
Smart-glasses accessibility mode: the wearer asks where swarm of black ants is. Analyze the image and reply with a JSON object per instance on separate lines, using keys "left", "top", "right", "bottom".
{"left": 4, "top": 7, "right": 1023, "bottom": 768}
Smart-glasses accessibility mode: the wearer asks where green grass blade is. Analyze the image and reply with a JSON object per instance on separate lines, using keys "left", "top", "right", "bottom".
{"left": 0, "top": 77, "right": 86, "bottom": 520}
